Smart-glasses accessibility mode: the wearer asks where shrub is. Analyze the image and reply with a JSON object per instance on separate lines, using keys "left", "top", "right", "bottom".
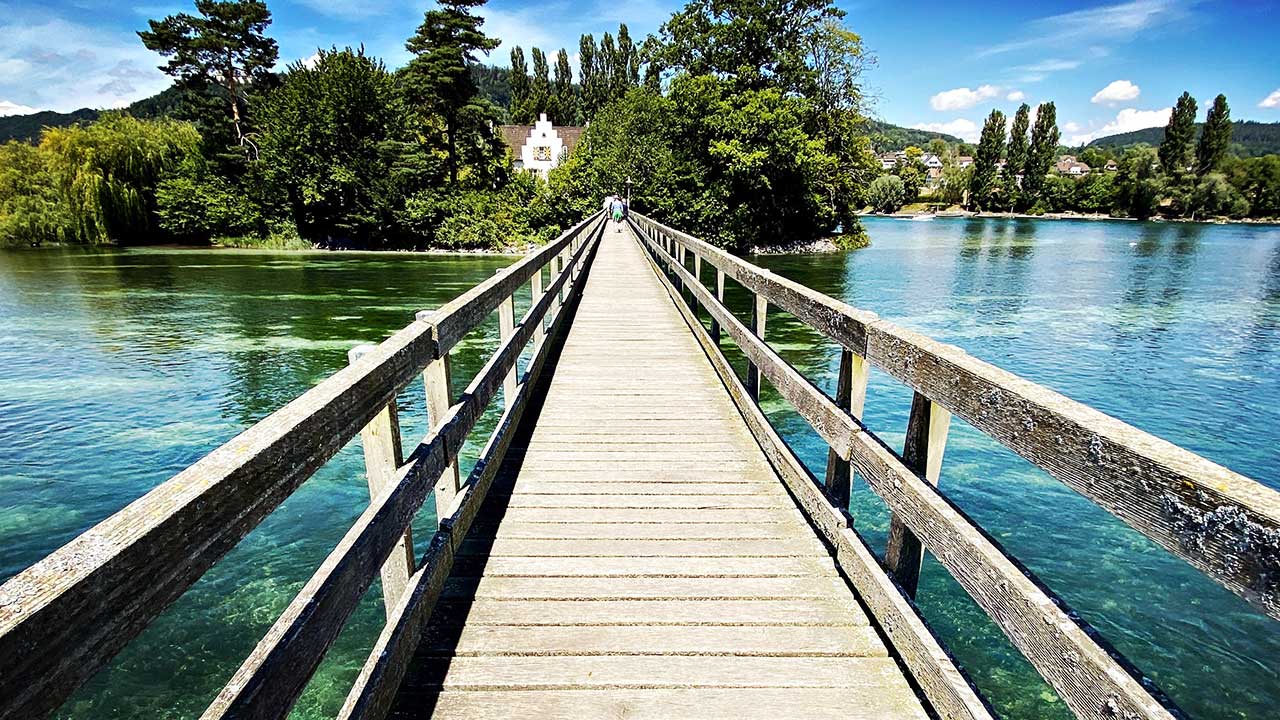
{"left": 866, "top": 175, "right": 906, "bottom": 213}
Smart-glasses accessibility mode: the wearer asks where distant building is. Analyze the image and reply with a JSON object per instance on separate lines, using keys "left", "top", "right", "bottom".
{"left": 955, "top": 156, "right": 974, "bottom": 168}
{"left": 1055, "top": 155, "right": 1091, "bottom": 176}
{"left": 1103, "top": 159, "right": 1119, "bottom": 172}
{"left": 878, "top": 152, "right": 898, "bottom": 170}
{"left": 920, "top": 153, "right": 943, "bottom": 169}
{"left": 497, "top": 114, "right": 585, "bottom": 180}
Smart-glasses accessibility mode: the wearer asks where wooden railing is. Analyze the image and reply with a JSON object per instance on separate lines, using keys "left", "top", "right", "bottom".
{"left": 629, "top": 211, "right": 1280, "bottom": 720}
{"left": 0, "top": 212, "right": 606, "bottom": 720}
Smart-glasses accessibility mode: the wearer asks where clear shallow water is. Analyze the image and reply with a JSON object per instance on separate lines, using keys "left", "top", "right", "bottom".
{"left": 1, "top": 219, "right": 1277, "bottom": 719}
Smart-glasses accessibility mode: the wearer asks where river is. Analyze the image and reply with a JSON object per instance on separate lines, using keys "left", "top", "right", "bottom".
{"left": 1, "top": 216, "right": 1277, "bottom": 719}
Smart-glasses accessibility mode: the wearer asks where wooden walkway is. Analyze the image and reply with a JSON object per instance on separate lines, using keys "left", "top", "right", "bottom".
{"left": 388, "top": 226, "right": 928, "bottom": 718}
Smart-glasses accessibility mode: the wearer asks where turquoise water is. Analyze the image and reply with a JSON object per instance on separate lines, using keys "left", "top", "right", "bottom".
{"left": 0, "top": 218, "right": 1277, "bottom": 718}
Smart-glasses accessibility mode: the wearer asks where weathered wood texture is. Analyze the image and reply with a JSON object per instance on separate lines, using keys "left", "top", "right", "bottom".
{"left": 631, "top": 212, "right": 1280, "bottom": 622}
{"left": 387, "top": 226, "right": 929, "bottom": 720}
{"left": 638, "top": 220, "right": 1182, "bottom": 720}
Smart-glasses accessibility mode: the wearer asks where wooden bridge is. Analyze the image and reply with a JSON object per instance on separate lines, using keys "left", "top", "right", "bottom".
{"left": 1, "top": 211, "right": 1277, "bottom": 720}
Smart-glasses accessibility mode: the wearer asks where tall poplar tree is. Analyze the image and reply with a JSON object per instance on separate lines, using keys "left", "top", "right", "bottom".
{"left": 1159, "top": 91, "right": 1198, "bottom": 175}
{"left": 553, "top": 49, "right": 577, "bottom": 123}
{"left": 1196, "top": 93, "right": 1232, "bottom": 175}
{"left": 599, "top": 33, "right": 618, "bottom": 105}
{"left": 1004, "top": 103, "right": 1031, "bottom": 209}
{"left": 1022, "top": 101, "right": 1060, "bottom": 205}
{"left": 530, "top": 47, "right": 551, "bottom": 119}
{"left": 616, "top": 24, "right": 639, "bottom": 97}
{"left": 579, "top": 34, "right": 598, "bottom": 118}
{"left": 509, "top": 46, "right": 531, "bottom": 123}
{"left": 967, "top": 109, "right": 1006, "bottom": 211}
{"left": 402, "top": 0, "right": 501, "bottom": 184}
{"left": 139, "top": 0, "right": 279, "bottom": 154}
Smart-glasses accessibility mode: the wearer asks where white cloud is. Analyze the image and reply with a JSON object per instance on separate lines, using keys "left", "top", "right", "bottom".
{"left": 912, "top": 118, "right": 980, "bottom": 143}
{"left": 1259, "top": 89, "right": 1280, "bottom": 109}
{"left": 1006, "top": 90, "right": 1026, "bottom": 102}
{"left": 1063, "top": 121, "right": 1083, "bottom": 133}
{"left": 979, "top": 0, "right": 1192, "bottom": 57}
{"left": 1067, "top": 107, "right": 1172, "bottom": 145}
{"left": 0, "top": 99, "right": 41, "bottom": 116}
{"left": 1022, "top": 58, "right": 1082, "bottom": 72}
{"left": 1092, "top": 80, "right": 1141, "bottom": 105}
{"left": 0, "top": 17, "right": 171, "bottom": 112}
{"left": 930, "top": 85, "right": 1001, "bottom": 111}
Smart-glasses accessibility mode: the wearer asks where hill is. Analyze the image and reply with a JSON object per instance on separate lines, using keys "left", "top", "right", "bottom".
{"left": 0, "top": 108, "right": 99, "bottom": 143}
{"left": 1086, "top": 120, "right": 1280, "bottom": 157}
{"left": 863, "top": 120, "right": 961, "bottom": 151}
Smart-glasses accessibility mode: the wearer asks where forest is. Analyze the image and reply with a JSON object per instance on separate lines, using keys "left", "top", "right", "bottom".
{"left": 0, "top": 0, "right": 882, "bottom": 252}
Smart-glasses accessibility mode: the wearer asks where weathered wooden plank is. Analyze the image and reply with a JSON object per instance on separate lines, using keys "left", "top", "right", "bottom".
{"left": 498, "top": 481, "right": 782, "bottom": 495}
{"left": 407, "top": 654, "right": 907, "bottom": 689}
{"left": 634, "top": 210, "right": 1280, "bottom": 620}
{"left": 347, "top": 345, "right": 415, "bottom": 618}
{"left": 495, "top": 270, "right": 517, "bottom": 407}
{"left": 746, "top": 279, "right": 769, "bottom": 399}
{"left": 419, "top": 622, "right": 885, "bottom": 656}
{"left": 497, "top": 494, "right": 782, "bottom": 509}
{"left": 433, "top": 598, "right": 861, "bottom": 626}
{"left": 458, "top": 537, "right": 826, "bottom": 558}
{"left": 490, "top": 507, "right": 806, "bottom": 524}
{"left": 394, "top": 688, "right": 928, "bottom": 720}
{"left": 469, "top": 521, "right": 804, "bottom": 540}
{"left": 885, "top": 391, "right": 951, "bottom": 597}
{"left": 441, "top": 575, "right": 843, "bottom": 600}
{"left": 451, "top": 556, "right": 835, "bottom": 578}
{"left": 824, "top": 349, "right": 869, "bottom": 510}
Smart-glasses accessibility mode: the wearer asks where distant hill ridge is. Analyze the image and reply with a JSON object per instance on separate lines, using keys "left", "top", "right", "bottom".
{"left": 1085, "top": 120, "right": 1280, "bottom": 157}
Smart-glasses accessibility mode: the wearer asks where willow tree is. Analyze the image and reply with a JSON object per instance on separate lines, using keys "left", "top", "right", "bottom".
{"left": 139, "top": 0, "right": 278, "bottom": 155}
{"left": 41, "top": 115, "right": 201, "bottom": 243}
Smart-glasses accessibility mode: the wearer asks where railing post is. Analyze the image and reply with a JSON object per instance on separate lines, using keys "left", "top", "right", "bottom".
{"left": 496, "top": 269, "right": 517, "bottom": 408}
{"left": 825, "top": 349, "right": 870, "bottom": 511}
{"left": 530, "top": 265, "right": 544, "bottom": 349}
{"left": 746, "top": 275, "right": 769, "bottom": 400}
{"left": 884, "top": 391, "right": 952, "bottom": 597}
{"left": 416, "top": 311, "right": 461, "bottom": 521}
{"left": 346, "top": 345, "right": 414, "bottom": 618}
{"left": 711, "top": 268, "right": 725, "bottom": 344}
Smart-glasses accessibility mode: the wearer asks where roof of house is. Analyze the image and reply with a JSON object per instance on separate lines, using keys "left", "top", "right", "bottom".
{"left": 497, "top": 123, "right": 586, "bottom": 158}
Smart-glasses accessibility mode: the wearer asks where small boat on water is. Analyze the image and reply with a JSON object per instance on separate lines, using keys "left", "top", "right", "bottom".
{"left": 910, "top": 214, "right": 935, "bottom": 221}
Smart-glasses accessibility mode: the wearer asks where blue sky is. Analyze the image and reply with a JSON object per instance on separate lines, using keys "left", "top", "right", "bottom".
{"left": 1, "top": 0, "right": 1277, "bottom": 145}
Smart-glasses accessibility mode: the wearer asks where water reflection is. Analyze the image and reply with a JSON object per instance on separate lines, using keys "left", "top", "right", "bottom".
{"left": 1114, "top": 223, "right": 1204, "bottom": 347}
{"left": 951, "top": 218, "right": 1036, "bottom": 325}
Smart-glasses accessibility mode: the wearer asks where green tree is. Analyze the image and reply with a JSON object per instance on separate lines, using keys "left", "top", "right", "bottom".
{"left": 1074, "top": 172, "right": 1116, "bottom": 214}
{"left": 1191, "top": 173, "right": 1249, "bottom": 218}
{"left": 968, "top": 109, "right": 1006, "bottom": 211}
{"left": 1022, "top": 101, "right": 1060, "bottom": 207}
{"left": 936, "top": 163, "right": 969, "bottom": 207}
{"left": 41, "top": 114, "right": 201, "bottom": 243}
{"left": 579, "top": 34, "right": 599, "bottom": 118}
{"left": 1228, "top": 155, "right": 1280, "bottom": 218}
{"left": 553, "top": 49, "right": 577, "bottom": 124}
{"left": 599, "top": 33, "right": 618, "bottom": 105}
{"left": 1114, "top": 146, "right": 1162, "bottom": 219}
{"left": 1159, "top": 91, "right": 1197, "bottom": 175}
{"left": 867, "top": 174, "right": 905, "bottom": 213}
{"left": 257, "top": 47, "right": 404, "bottom": 245}
{"left": 509, "top": 46, "right": 531, "bottom": 123}
{"left": 1196, "top": 93, "right": 1232, "bottom": 175}
{"left": 0, "top": 141, "right": 72, "bottom": 246}
{"left": 529, "top": 48, "right": 551, "bottom": 118}
{"left": 402, "top": 0, "right": 501, "bottom": 184}
{"left": 138, "top": 0, "right": 279, "bottom": 153}
{"left": 895, "top": 146, "right": 926, "bottom": 202}
{"left": 1005, "top": 103, "right": 1030, "bottom": 178}
{"left": 616, "top": 24, "right": 640, "bottom": 97}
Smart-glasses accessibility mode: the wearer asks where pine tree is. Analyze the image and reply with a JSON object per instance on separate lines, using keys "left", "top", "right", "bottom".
{"left": 530, "top": 47, "right": 551, "bottom": 119}
{"left": 402, "top": 0, "right": 501, "bottom": 184}
{"left": 1159, "top": 91, "right": 1198, "bottom": 175}
{"left": 1196, "top": 93, "right": 1231, "bottom": 175}
{"left": 579, "top": 34, "right": 598, "bottom": 118}
{"left": 138, "top": 0, "right": 279, "bottom": 153}
{"left": 553, "top": 49, "right": 576, "bottom": 124}
{"left": 509, "top": 46, "right": 530, "bottom": 123}
{"left": 967, "top": 109, "right": 1006, "bottom": 211}
{"left": 1022, "top": 101, "right": 1060, "bottom": 206}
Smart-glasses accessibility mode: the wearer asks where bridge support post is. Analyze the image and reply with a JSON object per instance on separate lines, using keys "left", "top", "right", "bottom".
{"left": 710, "top": 268, "right": 725, "bottom": 344}
{"left": 496, "top": 269, "right": 517, "bottom": 408}
{"left": 347, "top": 344, "right": 415, "bottom": 618}
{"left": 884, "top": 391, "right": 952, "bottom": 597}
{"left": 825, "top": 349, "right": 870, "bottom": 511}
{"left": 746, "top": 279, "right": 769, "bottom": 399}
{"left": 416, "top": 310, "right": 462, "bottom": 523}
{"left": 530, "top": 266, "right": 545, "bottom": 349}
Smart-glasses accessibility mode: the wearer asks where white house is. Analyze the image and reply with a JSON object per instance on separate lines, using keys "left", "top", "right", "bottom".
{"left": 497, "top": 114, "right": 585, "bottom": 180}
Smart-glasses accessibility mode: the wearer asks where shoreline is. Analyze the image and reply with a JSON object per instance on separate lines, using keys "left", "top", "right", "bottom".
{"left": 860, "top": 209, "right": 1280, "bottom": 226}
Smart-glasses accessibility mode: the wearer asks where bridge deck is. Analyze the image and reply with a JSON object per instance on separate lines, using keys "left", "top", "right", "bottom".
{"left": 388, "top": 227, "right": 927, "bottom": 719}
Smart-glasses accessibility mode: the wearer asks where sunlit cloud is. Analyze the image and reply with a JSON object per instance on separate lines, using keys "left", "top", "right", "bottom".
{"left": 1066, "top": 106, "right": 1172, "bottom": 145}
{"left": 1092, "top": 80, "right": 1141, "bottom": 105}
{"left": 929, "top": 84, "right": 1001, "bottom": 111}
{"left": 912, "top": 117, "right": 980, "bottom": 143}
{"left": 1259, "top": 89, "right": 1280, "bottom": 109}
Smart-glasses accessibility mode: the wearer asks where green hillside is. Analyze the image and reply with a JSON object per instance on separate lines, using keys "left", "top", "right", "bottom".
{"left": 1086, "top": 120, "right": 1280, "bottom": 157}
{"left": 863, "top": 120, "right": 960, "bottom": 150}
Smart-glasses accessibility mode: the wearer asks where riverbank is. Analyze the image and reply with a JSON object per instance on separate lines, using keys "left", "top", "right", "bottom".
{"left": 860, "top": 207, "right": 1280, "bottom": 225}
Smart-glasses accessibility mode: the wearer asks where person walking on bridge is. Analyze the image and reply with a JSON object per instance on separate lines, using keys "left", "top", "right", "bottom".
{"left": 609, "top": 195, "right": 626, "bottom": 232}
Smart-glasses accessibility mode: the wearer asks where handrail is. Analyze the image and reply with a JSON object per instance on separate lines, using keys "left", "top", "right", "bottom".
{"left": 627, "top": 211, "right": 1255, "bottom": 720}
{"left": 630, "top": 211, "right": 1280, "bottom": 621}
{"left": 0, "top": 211, "right": 605, "bottom": 720}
